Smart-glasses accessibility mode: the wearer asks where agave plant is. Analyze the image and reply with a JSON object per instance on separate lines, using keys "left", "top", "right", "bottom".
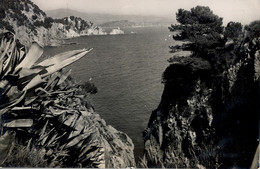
{"left": 0, "top": 32, "right": 106, "bottom": 167}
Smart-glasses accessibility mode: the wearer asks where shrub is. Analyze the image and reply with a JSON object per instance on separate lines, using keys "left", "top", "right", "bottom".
{"left": 80, "top": 81, "right": 98, "bottom": 94}
{"left": 224, "top": 21, "right": 243, "bottom": 40}
{"left": 245, "top": 20, "right": 260, "bottom": 41}
{"left": 32, "top": 15, "right": 37, "bottom": 20}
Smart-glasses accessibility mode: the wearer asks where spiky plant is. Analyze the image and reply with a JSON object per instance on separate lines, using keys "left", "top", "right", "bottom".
{"left": 0, "top": 32, "right": 106, "bottom": 167}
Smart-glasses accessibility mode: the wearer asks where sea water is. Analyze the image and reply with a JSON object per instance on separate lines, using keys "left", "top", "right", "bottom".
{"left": 43, "top": 26, "right": 173, "bottom": 158}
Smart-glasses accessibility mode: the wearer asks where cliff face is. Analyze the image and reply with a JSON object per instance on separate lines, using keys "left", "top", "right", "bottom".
{"left": 0, "top": 0, "right": 106, "bottom": 47}
{"left": 144, "top": 39, "right": 259, "bottom": 168}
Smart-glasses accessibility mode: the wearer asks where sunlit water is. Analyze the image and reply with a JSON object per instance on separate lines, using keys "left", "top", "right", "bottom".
{"left": 43, "top": 26, "right": 173, "bottom": 159}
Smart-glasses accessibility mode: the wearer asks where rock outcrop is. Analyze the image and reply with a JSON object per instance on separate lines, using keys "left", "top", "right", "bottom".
{"left": 0, "top": 0, "right": 106, "bottom": 47}
{"left": 109, "top": 27, "right": 124, "bottom": 35}
{"left": 143, "top": 38, "right": 259, "bottom": 168}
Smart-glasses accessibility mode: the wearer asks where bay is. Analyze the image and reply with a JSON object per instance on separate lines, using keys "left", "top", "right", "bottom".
{"left": 43, "top": 26, "right": 172, "bottom": 158}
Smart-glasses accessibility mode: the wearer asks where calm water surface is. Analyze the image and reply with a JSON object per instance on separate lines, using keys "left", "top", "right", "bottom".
{"left": 43, "top": 26, "right": 172, "bottom": 158}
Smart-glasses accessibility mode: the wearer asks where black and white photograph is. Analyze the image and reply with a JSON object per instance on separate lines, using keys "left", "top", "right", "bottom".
{"left": 0, "top": 0, "right": 259, "bottom": 168}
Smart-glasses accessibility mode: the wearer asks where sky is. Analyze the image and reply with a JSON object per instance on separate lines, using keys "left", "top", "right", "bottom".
{"left": 31, "top": 0, "right": 260, "bottom": 25}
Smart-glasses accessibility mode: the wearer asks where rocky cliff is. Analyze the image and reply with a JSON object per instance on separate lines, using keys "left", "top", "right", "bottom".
{"left": 0, "top": 0, "right": 106, "bottom": 47}
{"left": 143, "top": 36, "right": 259, "bottom": 168}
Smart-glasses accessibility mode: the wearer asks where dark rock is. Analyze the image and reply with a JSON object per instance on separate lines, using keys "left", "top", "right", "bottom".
{"left": 144, "top": 39, "right": 259, "bottom": 168}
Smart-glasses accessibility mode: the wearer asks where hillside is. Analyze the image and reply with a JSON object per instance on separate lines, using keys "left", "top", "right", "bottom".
{"left": 46, "top": 8, "right": 174, "bottom": 26}
{"left": 0, "top": 0, "right": 105, "bottom": 47}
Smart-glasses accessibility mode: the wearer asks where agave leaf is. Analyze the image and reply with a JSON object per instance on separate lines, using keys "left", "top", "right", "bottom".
{"left": 0, "top": 36, "right": 5, "bottom": 52}
{"left": 81, "top": 146, "right": 101, "bottom": 161}
{"left": 35, "top": 87, "right": 52, "bottom": 96}
{"left": 51, "top": 89, "right": 76, "bottom": 95}
{"left": 38, "top": 127, "right": 56, "bottom": 146}
{"left": 5, "top": 86, "right": 21, "bottom": 101}
{"left": 24, "top": 96, "right": 38, "bottom": 106}
{"left": 39, "top": 120, "right": 48, "bottom": 138}
{"left": 3, "top": 119, "right": 33, "bottom": 128}
{"left": 26, "top": 138, "right": 32, "bottom": 151}
{"left": 79, "top": 147, "right": 105, "bottom": 167}
{"left": 75, "top": 139, "right": 85, "bottom": 148}
{"left": 54, "top": 131, "right": 67, "bottom": 142}
{"left": 0, "top": 131, "right": 15, "bottom": 165}
{"left": 0, "top": 59, "right": 4, "bottom": 78}
{"left": 0, "top": 79, "right": 11, "bottom": 95}
{"left": 53, "top": 103, "right": 69, "bottom": 110}
{"left": 37, "top": 49, "right": 89, "bottom": 67}
{"left": 0, "top": 108, "right": 9, "bottom": 117}
{"left": 44, "top": 72, "right": 61, "bottom": 91}
{"left": 40, "top": 135, "right": 49, "bottom": 146}
{"left": 80, "top": 110, "right": 92, "bottom": 117}
{"left": 40, "top": 48, "right": 92, "bottom": 78}
{"left": 0, "top": 39, "right": 11, "bottom": 61}
{"left": 62, "top": 113, "right": 80, "bottom": 129}
{"left": 49, "top": 106, "right": 67, "bottom": 116}
{"left": 10, "top": 47, "right": 18, "bottom": 72}
{"left": 2, "top": 36, "right": 16, "bottom": 76}
{"left": 64, "top": 132, "right": 91, "bottom": 149}
{"left": 22, "top": 75, "right": 45, "bottom": 91}
{"left": 159, "top": 124, "right": 163, "bottom": 147}
{"left": 78, "top": 136, "right": 96, "bottom": 157}
{"left": 57, "top": 69, "right": 72, "bottom": 86}
{"left": 14, "top": 42, "right": 43, "bottom": 72}
{"left": 18, "top": 67, "right": 44, "bottom": 79}
{"left": 7, "top": 90, "right": 27, "bottom": 108}
{"left": 46, "top": 133, "right": 58, "bottom": 147}
{"left": 250, "top": 143, "right": 260, "bottom": 169}
{"left": 11, "top": 106, "right": 33, "bottom": 111}
{"left": 17, "top": 46, "right": 26, "bottom": 63}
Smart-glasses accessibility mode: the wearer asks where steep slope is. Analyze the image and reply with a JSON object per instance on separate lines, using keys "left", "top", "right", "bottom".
{"left": 0, "top": 0, "right": 105, "bottom": 47}
{"left": 143, "top": 33, "right": 259, "bottom": 168}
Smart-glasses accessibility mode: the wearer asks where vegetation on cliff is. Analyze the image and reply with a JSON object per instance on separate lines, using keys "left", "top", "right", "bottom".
{"left": 0, "top": 32, "right": 136, "bottom": 168}
{"left": 0, "top": 0, "right": 46, "bottom": 31}
{"left": 0, "top": 0, "right": 100, "bottom": 46}
{"left": 143, "top": 5, "right": 260, "bottom": 168}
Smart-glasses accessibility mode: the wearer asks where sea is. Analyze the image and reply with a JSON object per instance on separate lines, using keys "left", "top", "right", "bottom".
{"left": 43, "top": 26, "right": 173, "bottom": 159}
